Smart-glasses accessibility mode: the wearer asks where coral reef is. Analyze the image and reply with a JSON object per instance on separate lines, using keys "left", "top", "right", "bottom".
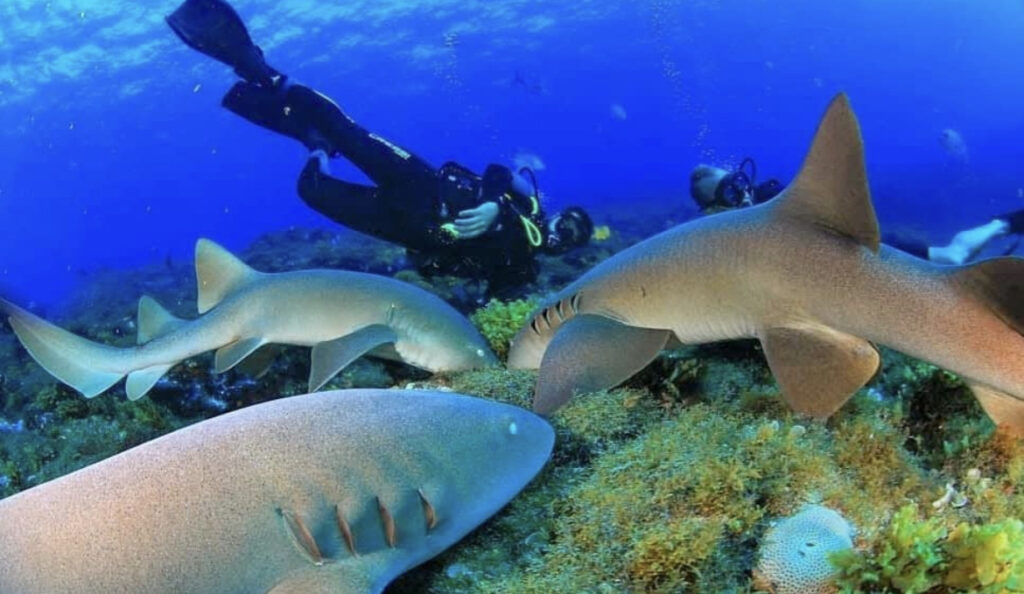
{"left": 1, "top": 220, "right": 1022, "bottom": 592}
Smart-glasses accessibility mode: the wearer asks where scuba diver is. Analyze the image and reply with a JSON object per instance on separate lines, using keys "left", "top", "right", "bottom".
{"left": 689, "top": 159, "right": 783, "bottom": 213}
{"left": 689, "top": 159, "right": 1024, "bottom": 265}
{"left": 165, "top": 0, "right": 594, "bottom": 299}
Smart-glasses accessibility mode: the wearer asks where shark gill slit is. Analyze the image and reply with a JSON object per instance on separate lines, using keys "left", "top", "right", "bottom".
{"left": 279, "top": 508, "right": 324, "bottom": 565}
{"left": 377, "top": 496, "right": 397, "bottom": 548}
{"left": 417, "top": 488, "right": 438, "bottom": 530}
{"left": 334, "top": 505, "right": 358, "bottom": 556}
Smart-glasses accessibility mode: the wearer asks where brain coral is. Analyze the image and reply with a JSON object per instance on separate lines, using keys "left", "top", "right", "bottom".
{"left": 753, "top": 504, "right": 856, "bottom": 594}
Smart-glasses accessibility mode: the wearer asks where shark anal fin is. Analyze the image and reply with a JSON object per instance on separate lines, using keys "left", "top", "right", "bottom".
{"left": 761, "top": 323, "right": 880, "bottom": 418}
{"left": 968, "top": 382, "right": 1024, "bottom": 438}
{"left": 214, "top": 337, "right": 266, "bottom": 373}
{"left": 125, "top": 364, "right": 174, "bottom": 400}
{"left": 235, "top": 344, "right": 284, "bottom": 378}
{"left": 953, "top": 257, "right": 1024, "bottom": 336}
{"left": 774, "top": 93, "right": 880, "bottom": 252}
{"left": 194, "top": 238, "right": 258, "bottom": 314}
{"left": 136, "top": 296, "right": 186, "bottom": 344}
{"left": 534, "top": 314, "right": 671, "bottom": 415}
{"left": 308, "top": 325, "right": 398, "bottom": 392}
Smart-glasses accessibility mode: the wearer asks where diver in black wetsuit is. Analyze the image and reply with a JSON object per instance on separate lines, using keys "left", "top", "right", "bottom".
{"left": 165, "top": 0, "right": 594, "bottom": 299}
{"left": 689, "top": 159, "right": 1024, "bottom": 264}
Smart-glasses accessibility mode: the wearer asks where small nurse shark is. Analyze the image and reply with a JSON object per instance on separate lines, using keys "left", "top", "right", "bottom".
{"left": 509, "top": 94, "right": 1024, "bottom": 436}
{"left": 1, "top": 238, "right": 496, "bottom": 400}
{"left": 0, "top": 389, "right": 554, "bottom": 594}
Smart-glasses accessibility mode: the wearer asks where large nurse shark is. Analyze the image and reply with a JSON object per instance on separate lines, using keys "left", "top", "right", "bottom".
{"left": 1, "top": 238, "right": 496, "bottom": 400}
{"left": 509, "top": 94, "right": 1024, "bottom": 436}
{"left": 0, "top": 389, "right": 553, "bottom": 593}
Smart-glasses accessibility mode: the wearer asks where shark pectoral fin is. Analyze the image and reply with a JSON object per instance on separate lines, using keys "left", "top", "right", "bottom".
{"left": 194, "top": 238, "right": 259, "bottom": 314}
{"left": 214, "top": 337, "right": 267, "bottom": 373}
{"left": 235, "top": 344, "right": 284, "bottom": 378}
{"left": 534, "top": 314, "right": 671, "bottom": 415}
{"left": 772, "top": 93, "right": 880, "bottom": 253}
{"left": 967, "top": 382, "right": 1024, "bottom": 438}
{"left": 125, "top": 364, "right": 174, "bottom": 400}
{"left": 136, "top": 296, "right": 186, "bottom": 344}
{"left": 761, "top": 323, "right": 880, "bottom": 418}
{"left": 308, "top": 325, "right": 398, "bottom": 392}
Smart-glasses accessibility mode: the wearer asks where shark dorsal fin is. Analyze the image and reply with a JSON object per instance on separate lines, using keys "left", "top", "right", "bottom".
{"left": 773, "top": 93, "right": 880, "bottom": 252}
{"left": 194, "top": 239, "right": 257, "bottom": 314}
{"left": 137, "top": 296, "right": 185, "bottom": 344}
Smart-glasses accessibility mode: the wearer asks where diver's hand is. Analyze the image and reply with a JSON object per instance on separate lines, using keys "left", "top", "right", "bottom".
{"left": 454, "top": 202, "right": 500, "bottom": 239}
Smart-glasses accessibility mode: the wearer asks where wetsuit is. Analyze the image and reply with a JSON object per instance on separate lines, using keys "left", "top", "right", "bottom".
{"left": 222, "top": 82, "right": 549, "bottom": 297}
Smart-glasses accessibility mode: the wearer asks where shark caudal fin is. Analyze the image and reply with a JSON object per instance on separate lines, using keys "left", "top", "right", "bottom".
{"left": 771, "top": 93, "right": 881, "bottom": 253}
{"left": 1, "top": 299, "right": 126, "bottom": 398}
{"left": 194, "top": 238, "right": 259, "bottom": 314}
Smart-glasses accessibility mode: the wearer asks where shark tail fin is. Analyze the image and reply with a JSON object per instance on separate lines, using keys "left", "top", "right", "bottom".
{"left": 194, "top": 238, "right": 259, "bottom": 314}
{"left": 952, "top": 256, "right": 1024, "bottom": 336}
{"left": 137, "top": 296, "right": 187, "bottom": 344}
{"left": 1, "top": 299, "right": 126, "bottom": 398}
{"left": 772, "top": 92, "right": 880, "bottom": 252}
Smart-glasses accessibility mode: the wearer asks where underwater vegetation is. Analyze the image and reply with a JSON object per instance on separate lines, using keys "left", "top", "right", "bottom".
{"left": 0, "top": 220, "right": 1021, "bottom": 592}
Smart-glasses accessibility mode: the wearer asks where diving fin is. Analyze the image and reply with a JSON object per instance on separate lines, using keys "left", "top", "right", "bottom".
{"left": 166, "top": 0, "right": 281, "bottom": 86}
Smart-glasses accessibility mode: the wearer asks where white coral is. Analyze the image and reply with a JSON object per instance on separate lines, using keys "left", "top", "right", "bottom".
{"left": 752, "top": 504, "right": 855, "bottom": 594}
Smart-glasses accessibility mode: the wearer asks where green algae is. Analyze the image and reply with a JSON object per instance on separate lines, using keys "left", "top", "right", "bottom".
{"left": 469, "top": 298, "right": 539, "bottom": 360}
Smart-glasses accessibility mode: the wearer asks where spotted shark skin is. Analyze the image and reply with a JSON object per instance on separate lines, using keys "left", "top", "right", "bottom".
{"left": 0, "top": 238, "right": 496, "bottom": 401}
{"left": 0, "top": 389, "right": 554, "bottom": 593}
{"left": 509, "top": 94, "right": 1024, "bottom": 436}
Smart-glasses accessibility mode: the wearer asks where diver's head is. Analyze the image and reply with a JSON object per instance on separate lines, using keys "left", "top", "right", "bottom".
{"left": 689, "top": 165, "right": 730, "bottom": 211}
{"left": 545, "top": 206, "right": 593, "bottom": 254}
{"left": 689, "top": 163, "right": 755, "bottom": 211}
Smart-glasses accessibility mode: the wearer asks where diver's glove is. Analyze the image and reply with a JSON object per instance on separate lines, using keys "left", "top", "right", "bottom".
{"left": 452, "top": 202, "right": 500, "bottom": 239}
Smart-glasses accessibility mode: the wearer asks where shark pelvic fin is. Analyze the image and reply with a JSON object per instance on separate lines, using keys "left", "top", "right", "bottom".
{"left": 194, "top": 238, "right": 258, "bottom": 314}
{"left": 137, "top": 296, "right": 186, "bottom": 344}
{"left": 126, "top": 364, "right": 174, "bottom": 400}
{"left": 308, "top": 324, "right": 398, "bottom": 392}
{"left": 952, "top": 256, "right": 1024, "bottom": 336}
{"left": 761, "top": 322, "right": 880, "bottom": 418}
{"left": 967, "top": 382, "right": 1024, "bottom": 437}
{"left": 534, "top": 314, "right": 671, "bottom": 415}
{"left": 773, "top": 93, "right": 880, "bottom": 252}
{"left": 215, "top": 337, "right": 267, "bottom": 373}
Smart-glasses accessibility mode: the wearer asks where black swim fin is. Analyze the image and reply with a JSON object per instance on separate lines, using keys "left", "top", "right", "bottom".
{"left": 222, "top": 82, "right": 337, "bottom": 154}
{"left": 998, "top": 208, "right": 1024, "bottom": 235}
{"left": 166, "top": 0, "right": 281, "bottom": 86}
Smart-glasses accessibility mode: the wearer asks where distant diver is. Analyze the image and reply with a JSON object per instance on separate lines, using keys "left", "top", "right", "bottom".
{"left": 165, "top": 0, "right": 593, "bottom": 299}
{"left": 689, "top": 160, "right": 1024, "bottom": 265}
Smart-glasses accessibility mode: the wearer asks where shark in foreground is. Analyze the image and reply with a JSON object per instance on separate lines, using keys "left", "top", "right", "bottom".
{"left": 1, "top": 238, "right": 496, "bottom": 400}
{"left": 0, "top": 389, "right": 554, "bottom": 593}
{"left": 509, "top": 94, "right": 1024, "bottom": 436}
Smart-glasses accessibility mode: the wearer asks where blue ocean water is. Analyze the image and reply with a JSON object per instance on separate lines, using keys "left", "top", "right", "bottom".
{"left": 1, "top": 0, "right": 1022, "bottom": 307}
